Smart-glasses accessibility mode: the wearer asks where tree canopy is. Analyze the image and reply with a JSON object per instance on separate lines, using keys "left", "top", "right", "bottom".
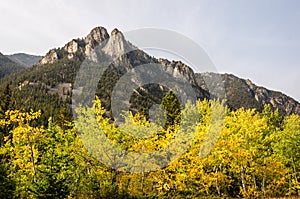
{"left": 0, "top": 97, "right": 299, "bottom": 198}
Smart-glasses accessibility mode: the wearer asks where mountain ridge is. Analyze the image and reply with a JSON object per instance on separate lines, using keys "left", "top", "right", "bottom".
{"left": 7, "top": 53, "right": 42, "bottom": 67}
{"left": 196, "top": 72, "right": 300, "bottom": 115}
{"left": 0, "top": 52, "right": 25, "bottom": 78}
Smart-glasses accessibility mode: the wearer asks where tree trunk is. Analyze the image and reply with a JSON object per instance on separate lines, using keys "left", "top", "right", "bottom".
{"left": 141, "top": 171, "right": 145, "bottom": 193}
{"left": 261, "top": 175, "right": 265, "bottom": 198}
{"left": 291, "top": 156, "right": 298, "bottom": 183}
{"left": 215, "top": 166, "right": 221, "bottom": 195}
{"left": 241, "top": 165, "right": 246, "bottom": 196}
{"left": 28, "top": 134, "right": 37, "bottom": 183}
{"left": 253, "top": 175, "right": 257, "bottom": 190}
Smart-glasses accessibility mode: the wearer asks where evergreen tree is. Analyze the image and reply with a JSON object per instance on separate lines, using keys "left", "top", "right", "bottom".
{"left": 161, "top": 90, "right": 181, "bottom": 129}
{"left": 0, "top": 83, "right": 16, "bottom": 197}
{"left": 0, "top": 83, "right": 12, "bottom": 116}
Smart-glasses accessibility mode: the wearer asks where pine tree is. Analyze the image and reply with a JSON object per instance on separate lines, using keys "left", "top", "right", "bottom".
{"left": 0, "top": 83, "right": 12, "bottom": 115}
{"left": 161, "top": 90, "right": 181, "bottom": 130}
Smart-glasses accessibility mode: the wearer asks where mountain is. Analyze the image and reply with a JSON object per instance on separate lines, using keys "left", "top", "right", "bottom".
{"left": 0, "top": 26, "right": 299, "bottom": 125}
{"left": 196, "top": 73, "right": 300, "bottom": 115}
{"left": 0, "top": 52, "right": 25, "bottom": 78}
{"left": 7, "top": 53, "right": 42, "bottom": 67}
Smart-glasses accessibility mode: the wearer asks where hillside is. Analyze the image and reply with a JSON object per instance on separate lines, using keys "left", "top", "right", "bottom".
{"left": 0, "top": 52, "right": 25, "bottom": 78}
{"left": 7, "top": 53, "right": 42, "bottom": 67}
{"left": 196, "top": 73, "right": 300, "bottom": 115}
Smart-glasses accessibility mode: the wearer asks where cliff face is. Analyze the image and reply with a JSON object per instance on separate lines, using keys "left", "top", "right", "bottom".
{"left": 196, "top": 73, "right": 300, "bottom": 115}
{"left": 157, "top": 58, "right": 209, "bottom": 100}
{"left": 102, "top": 28, "right": 133, "bottom": 58}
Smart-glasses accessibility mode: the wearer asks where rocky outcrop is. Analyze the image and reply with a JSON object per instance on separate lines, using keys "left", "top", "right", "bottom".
{"left": 157, "top": 58, "right": 209, "bottom": 100}
{"left": 38, "top": 27, "right": 110, "bottom": 65}
{"left": 64, "top": 40, "right": 79, "bottom": 54}
{"left": 39, "top": 49, "right": 58, "bottom": 65}
{"left": 102, "top": 28, "right": 133, "bottom": 58}
{"left": 84, "top": 26, "right": 109, "bottom": 46}
{"left": 158, "top": 58, "right": 197, "bottom": 85}
{"left": 38, "top": 27, "right": 134, "bottom": 64}
{"left": 84, "top": 26, "right": 109, "bottom": 61}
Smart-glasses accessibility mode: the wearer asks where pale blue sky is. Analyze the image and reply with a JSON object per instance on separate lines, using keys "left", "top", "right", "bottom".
{"left": 1, "top": 0, "right": 299, "bottom": 101}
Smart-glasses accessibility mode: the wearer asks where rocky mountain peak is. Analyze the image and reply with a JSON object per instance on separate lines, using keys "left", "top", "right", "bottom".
{"left": 102, "top": 28, "right": 133, "bottom": 57}
{"left": 111, "top": 28, "right": 122, "bottom": 36}
{"left": 84, "top": 26, "right": 109, "bottom": 45}
{"left": 38, "top": 26, "right": 136, "bottom": 65}
{"left": 84, "top": 27, "right": 110, "bottom": 61}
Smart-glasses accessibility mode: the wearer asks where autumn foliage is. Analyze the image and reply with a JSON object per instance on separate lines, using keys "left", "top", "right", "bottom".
{"left": 0, "top": 96, "right": 299, "bottom": 198}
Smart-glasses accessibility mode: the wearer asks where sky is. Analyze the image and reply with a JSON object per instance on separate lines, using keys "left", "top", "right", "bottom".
{"left": 1, "top": 0, "right": 299, "bottom": 101}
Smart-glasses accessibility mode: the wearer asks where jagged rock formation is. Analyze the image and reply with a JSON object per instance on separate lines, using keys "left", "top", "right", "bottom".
{"left": 39, "top": 27, "right": 134, "bottom": 64}
{"left": 102, "top": 28, "right": 133, "bottom": 57}
{"left": 196, "top": 73, "right": 300, "bottom": 115}
{"left": 157, "top": 58, "right": 209, "bottom": 100}
{"left": 39, "top": 49, "right": 58, "bottom": 65}
{"left": 84, "top": 27, "right": 109, "bottom": 60}
{"left": 38, "top": 27, "right": 132, "bottom": 64}
{"left": 64, "top": 40, "right": 81, "bottom": 59}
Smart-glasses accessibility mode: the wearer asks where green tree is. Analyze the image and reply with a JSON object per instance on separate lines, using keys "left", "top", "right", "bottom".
{"left": 0, "top": 84, "right": 16, "bottom": 198}
{"left": 1, "top": 110, "right": 42, "bottom": 198}
{"left": 0, "top": 83, "right": 12, "bottom": 115}
{"left": 273, "top": 114, "right": 300, "bottom": 195}
{"left": 262, "top": 104, "right": 282, "bottom": 130}
{"left": 161, "top": 90, "right": 181, "bottom": 130}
